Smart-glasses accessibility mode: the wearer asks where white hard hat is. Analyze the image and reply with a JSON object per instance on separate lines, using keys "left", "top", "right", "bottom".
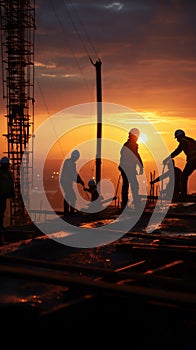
{"left": 129, "top": 128, "right": 140, "bottom": 137}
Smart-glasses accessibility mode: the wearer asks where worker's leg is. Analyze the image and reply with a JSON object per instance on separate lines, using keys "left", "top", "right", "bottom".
{"left": 69, "top": 189, "right": 77, "bottom": 214}
{"left": 130, "top": 174, "right": 140, "bottom": 209}
{"left": 0, "top": 196, "right": 6, "bottom": 228}
{"left": 0, "top": 196, "right": 6, "bottom": 244}
{"left": 63, "top": 198, "right": 70, "bottom": 215}
{"left": 120, "top": 170, "right": 129, "bottom": 209}
{"left": 181, "top": 161, "right": 196, "bottom": 197}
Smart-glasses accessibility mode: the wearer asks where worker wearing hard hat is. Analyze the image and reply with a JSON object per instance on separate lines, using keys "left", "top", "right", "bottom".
{"left": 60, "top": 150, "right": 85, "bottom": 216}
{"left": 0, "top": 156, "right": 15, "bottom": 243}
{"left": 118, "top": 128, "right": 144, "bottom": 210}
{"left": 163, "top": 130, "right": 196, "bottom": 198}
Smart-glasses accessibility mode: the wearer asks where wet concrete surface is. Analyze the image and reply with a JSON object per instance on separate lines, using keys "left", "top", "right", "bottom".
{"left": 0, "top": 204, "right": 195, "bottom": 344}
{"left": 0, "top": 203, "right": 195, "bottom": 264}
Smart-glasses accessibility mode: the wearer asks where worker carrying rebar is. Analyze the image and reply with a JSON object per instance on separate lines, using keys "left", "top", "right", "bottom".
{"left": 0, "top": 156, "right": 15, "bottom": 244}
{"left": 118, "top": 128, "right": 144, "bottom": 210}
{"left": 163, "top": 129, "right": 196, "bottom": 199}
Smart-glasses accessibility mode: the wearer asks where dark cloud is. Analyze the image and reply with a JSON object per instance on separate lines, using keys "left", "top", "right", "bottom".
{"left": 35, "top": 0, "right": 196, "bottom": 64}
{"left": 33, "top": 0, "right": 196, "bottom": 117}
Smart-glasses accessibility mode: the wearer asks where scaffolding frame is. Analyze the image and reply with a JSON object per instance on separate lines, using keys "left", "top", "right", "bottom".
{"left": 0, "top": 0, "right": 35, "bottom": 225}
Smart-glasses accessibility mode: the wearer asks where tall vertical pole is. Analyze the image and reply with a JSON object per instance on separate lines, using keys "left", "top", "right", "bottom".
{"left": 90, "top": 57, "right": 102, "bottom": 186}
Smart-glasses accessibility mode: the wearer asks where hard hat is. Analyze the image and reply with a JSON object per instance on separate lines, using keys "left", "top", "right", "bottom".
{"left": 88, "top": 178, "right": 96, "bottom": 186}
{"left": 129, "top": 128, "right": 140, "bottom": 137}
{"left": 71, "top": 149, "right": 80, "bottom": 159}
{"left": 0, "top": 156, "right": 10, "bottom": 165}
{"left": 174, "top": 129, "right": 185, "bottom": 138}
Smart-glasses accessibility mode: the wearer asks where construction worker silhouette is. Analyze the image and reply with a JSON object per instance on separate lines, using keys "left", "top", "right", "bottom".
{"left": 0, "top": 156, "right": 15, "bottom": 244}
{"left": 84, "top": 178, "right": 100, "bottom": 201}
{"left": 163, "top": 130, "right": 196, "bottom": 199}
{"left": 84, "top": 178, "right": 104, "bottom": 212}
{"left": 118, "top": 128, "right": 144, "bottom": 209}
{"left": 150, "top": 159, "right": 182, "bottom": 201}
{"left": 60, "top": 150, "right": 85, "bottom": 215}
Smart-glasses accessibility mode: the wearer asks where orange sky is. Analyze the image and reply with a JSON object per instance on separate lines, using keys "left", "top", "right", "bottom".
{"left": 0, "top": 0, "right": 196, "bottom": 194}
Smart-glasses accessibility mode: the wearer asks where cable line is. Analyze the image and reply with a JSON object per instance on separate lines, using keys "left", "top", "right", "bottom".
{"left": 64, "top": 0, "right": 99, "bottom": 60}
{"left": 35, "top": 74, "right": 66, "bottom": 159}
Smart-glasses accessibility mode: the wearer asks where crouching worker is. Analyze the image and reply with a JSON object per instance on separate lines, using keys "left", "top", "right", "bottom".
{"left": 84, "top": 178, "right": 104, "bottom": 212}
{"left": 0, "top": 156, "right": 15, "bottom": 244}
{"left": 84, "top": 178, "right": 100, "bottom": 201}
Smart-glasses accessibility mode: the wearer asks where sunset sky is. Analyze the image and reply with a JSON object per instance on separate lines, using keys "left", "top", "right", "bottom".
{"left": 0, "top": 0, "right": 196, "bottom": 193}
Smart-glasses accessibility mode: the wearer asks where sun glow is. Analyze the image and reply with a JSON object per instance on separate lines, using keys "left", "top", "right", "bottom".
{"left": 139, "top": 133, "right": 147, "bottom": 143}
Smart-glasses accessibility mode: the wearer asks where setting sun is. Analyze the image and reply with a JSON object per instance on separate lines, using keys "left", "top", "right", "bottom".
{"left": 139, "top": 133, "right": 147, "bottom": 143}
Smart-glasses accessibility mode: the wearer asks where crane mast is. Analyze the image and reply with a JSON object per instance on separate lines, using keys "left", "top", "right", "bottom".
{"left": 0, "top": 0, "right": 35, "bottom": 225}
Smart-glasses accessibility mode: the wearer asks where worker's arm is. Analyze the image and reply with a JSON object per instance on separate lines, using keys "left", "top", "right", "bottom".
{"left": 163, "top": 144, "right": 183, "bottom": 165}
{"left": 77, "top": 174, "right": 84, "bottom": 186}
{"left": 150, "top": 171, "right": 169, "bottom": 184}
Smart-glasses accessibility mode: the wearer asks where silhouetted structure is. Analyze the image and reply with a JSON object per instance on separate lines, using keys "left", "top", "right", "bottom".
{"left": 0, "top": 0, "right": 35, "bottom": 225}
{"left": 90, "top": 58, "right": 102, "bottom": 186}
